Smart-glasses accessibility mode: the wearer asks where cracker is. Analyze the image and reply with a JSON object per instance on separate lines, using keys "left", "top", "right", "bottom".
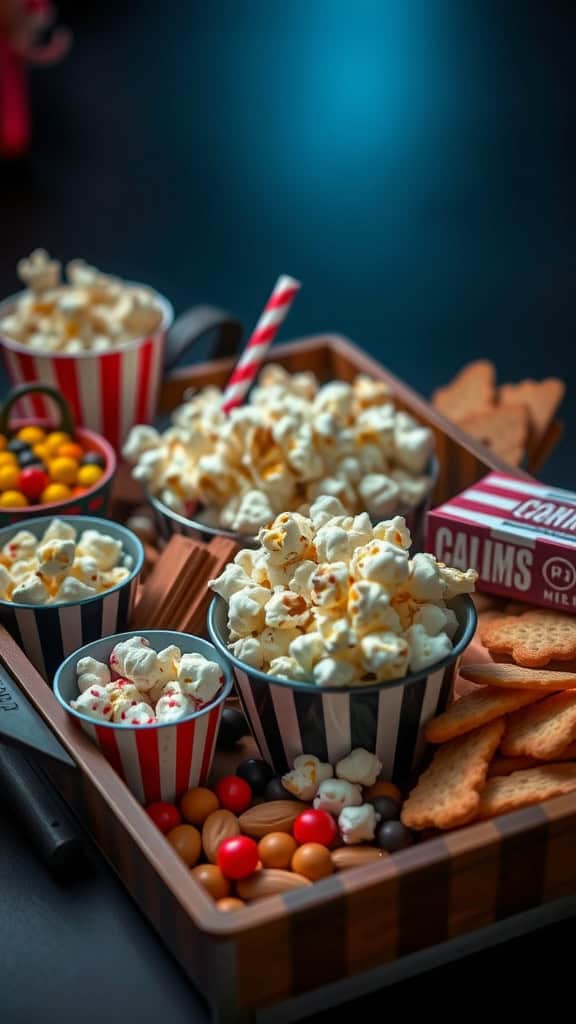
{"left": 432, "top": 360, "right": 496, "bottom": 422}
{"left": 425, "top": 687, "right": 544, "bottom": 744}
{"left": 481, "top": 611, "right": 576, "bottom": 667}
{"left": 475, "top": 764, "right": 576, "bottom": 820}
{"left": 461, "top": 662, "right": 576, "bottom": 693}
{"left": 457, "top": 404, "right": 529, "bottom": 467}
{"left": 401, "top": 720, "right": 504, "bottom": 830}
{"left": 501, "top": 692, "right": 576, "bottom": 759}
{"left": 487, "top": 756, "right": 537, "bottom": 777}
{"left": 500, "top": 378, "right": 565, "bottom": 447}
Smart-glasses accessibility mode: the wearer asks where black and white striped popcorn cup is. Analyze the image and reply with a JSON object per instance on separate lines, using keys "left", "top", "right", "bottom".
{"left": 0, "top": 516, "right": 144, "bottom": 681}
{"left": 208, "top": 594, "right": 477, "bottom": 784}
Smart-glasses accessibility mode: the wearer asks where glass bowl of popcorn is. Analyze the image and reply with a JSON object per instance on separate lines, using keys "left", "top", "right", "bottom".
{"left": 0, "top": 516, "right": 144, "bottom": 680}
{"left": 53, "top": 630, "right": 233, "bottom": 803}
{"left": 0, "top": 383, "right": 117, "bottom": 527}
{"left": 123, "top": 364, "right": 437, "bottom": 550}
{"left": 207, "top": 499, "right": 477, "bottom": 780}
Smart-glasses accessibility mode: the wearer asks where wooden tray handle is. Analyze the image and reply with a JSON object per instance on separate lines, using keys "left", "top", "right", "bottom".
{"left": 164, "top": 305, "right": 243, "bottom": 371}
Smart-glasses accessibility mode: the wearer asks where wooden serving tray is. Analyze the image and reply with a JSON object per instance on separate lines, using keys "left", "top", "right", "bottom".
{"left": 7, "top": 335, "right": 572, "bottom": 1022}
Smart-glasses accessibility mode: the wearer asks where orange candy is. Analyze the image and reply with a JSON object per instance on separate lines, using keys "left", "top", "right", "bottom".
{"left": 57, "top": 442, "right": 84, "bottom": 461}
{"left": 191, "top": 864, "right": 231, "bottom": 900}
{"left": 363, "top": 781, "right": 402, "bottom": 805}
{"left": 258, "top": 832, "right": 298, "bottom": 869}
{"left": 216, "top": 897, "right": 246, "bottom": 912}
{"left": 291, "top": 843, "right": 333, "bottom": 881}
{"left": 180, "top": 787, "right": 220, "bottom": 826}
{"left": 167, "top": 824, "right": 202, "bottom": 867}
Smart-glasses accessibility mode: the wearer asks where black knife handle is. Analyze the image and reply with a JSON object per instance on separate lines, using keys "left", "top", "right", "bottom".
{"left": 0, "top": 745, "right": 84, "bottom": 872}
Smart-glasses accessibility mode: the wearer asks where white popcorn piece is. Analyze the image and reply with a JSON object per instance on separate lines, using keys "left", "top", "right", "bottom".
{"left": 336, "top": 748, "right": 383, "bottom": 787}
{"left": 3, "top": 530, "right": 38, "bottom": 563}
{"left": 264, "top": 589, "right": 311, "bottom": 630}
{"left": 106, "top": 678, "right": 141, "bottom": 704}
{"left": 259, "top": 512, "right": 315, "bottom": 566}
{"left": 289, "top": 632, "right": 326, "bottom": 674}
{"left": 228, "top": 586, "right": 270, "bottom": 636}
{"left": 348, "top": 581, "right": 402, "bottom": 638}
{"left": 121, "top": 701, "right": 156, "bottom": 725}
{"left": 76, "top": 656, "right": 111, "bottom": 691}
{"left": 313, "top": 778, "right": 363, "bottom": 815}
{"left": 309, "top": 494, "right": 347, "bottom": 529}
{"left": 311, "top": 562, "right": 350, "bottom": 609}
{"left": 76, "top": 529, "right": 122, "bottom": 571}
{"left": 288, "top": 559, "right": 317, "bottom": 597}
{"left": 338, "top": 804, "right": 380, "bottom": 844}
{"left": 155, "top": 693, "right": 195, "bottom": 723}
{"left": 57, "top": 577, "right": 98, "bottom": 602}
{"left": 122, "top": 425, "right": 161, "bottom": 461}
{"left": 407, "top": 552, "right": 445, "bottom": 602}
{"left": 406, "top": 624, "right": 453, "bottom": 672}
{"left": 412, "top": 603, "right": 459, "bottom": 638}
{"left": 438, "top": 565, "right": 477, "bottom": 598}
{"left": 209, "top": 562, "right": 253, "bottom": 601}
{"left": 352, "top": 539, "right": 410, "bottom": 586}
{"left": 43, "top": 521, "right": 77, "bottom": 547}
{"left": 155, "top": 645, "right": 181, "bottom": 680}
{"left": 0, "top": 564, "right": 11, "bottom": 599}
{"left": 70, "top": 556, "right": 102, "bottom": 589}
{"left": 315, "top": 612, "right": 352, "bottom": 653}
{"left": 313, "top": 657, "right": 356, "bottom": 688}
{"left": 112, "top": 696, "right": 142, "bottom": 723}
{"left": 9, "top": 559, "right": 37, "bottom": 581}
{"left": 71, "top": 684, "right": 113, "bottom": 722}
{"left": 360, "top": 631, "right": 409, "bottom": 681}
{"left": 11, "top": 575, "right": 51, "bottom": 605}
{"left": 358, "top": 474, "right": 400, "bottom": 519}
{"left": 372, "top": 515, "right": 412, "bottom": 550}
{"left": 109, "top": 637, "right": 159, "bottom": 690}
{"left": 268, "top": 656, "right": 309, "bottom": 682}
{"left": 229, "top": 489, "right": 275, "bottom": 534}
{"left": 281, "top": 754, "right": 333, "bottom": 800}
{"left": 260, "top": 626, "right": 299, "bottom": 662}
{"left": 36, "top": 539, "right": 76, "bottom": 578}
{"left": 231, "top": 636, "right": 264, "bottom": 669}
{"left": 393, "top": 414, "right": 433, "bottom": 475}
{"left": 177, "top": 653, "right": 223, "bottom": 704}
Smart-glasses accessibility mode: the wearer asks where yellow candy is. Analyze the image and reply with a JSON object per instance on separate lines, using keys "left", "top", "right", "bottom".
{"left": 45, "top": 431, "right": 71, "bottom": 454}
{"left": 0, "top": 490, "right": 27, "bottom": 508}
{"left": 0, "top": 452, "right": 17, "bottom": 467}
{"left": 41, "top": 483, "right": 72, "bottom": 504}
{"left": 17, "top": 425, "right": 46, "bottom": 445}
{"left": 77, "top": 464, "right": 104, "bottom": 488}
{"left": 33, "top": 442, "right": 50, "bottom": 462}
{"left": 49, "top": 457, "right": 78, "bottom": 485}
{"left": 0, "top": 465, "right": 20, "bottom": 490}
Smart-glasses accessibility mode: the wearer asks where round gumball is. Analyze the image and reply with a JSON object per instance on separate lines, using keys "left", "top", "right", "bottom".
{"left": 41, "top": 483, "right": 71, "bottom": 503}
{"left": 45, "top": 431, "right": 70, "bottom": 453}
{"left": 49, "top": 456, "right": 78, "bottom": 485}
{"left": 0, "top": 490, "right": 27, "bottom": 508}
{"left": 7, "top": 438, "right": 29, "bottom": 456}
{"left": 216, "top": 897, "right": 246, "bottom": 912}
{"left": 217, "top": 836, "right": 259, "bottom": 880}
{"left": 0, "top": 452, "right": 16, "bottom": 467}
{"left": 217, "top": 707, "right": 249, "bottom": 748}
{"left": 291, "top": 843, "right": 333, "bottom": 882}
{"left": 77, "top": 464, "right": 104, "bottom": 487}
{"left": 375, "top": 820, "right": 414, "bottom": 853}
{"left": 166, "top": 824, "right": 202, "bottom": 866}
{"left": 236, "top": 758, "right": 274, "bottom": 795}
{"left": 191, "top": 864, "right": 231, "bottom": 900}
{"left": 81, "top": 450, "right": 106, "bottom": 469}
{"left": 364, "top": 780, "right": 402, "bottom": 805}
{"left": 0, "top": 464, "right": 20, "bottom": 491}
{"left": 215, "top": 775, "right": 253, "bottom": 814}
{"left": 293, "top": 809, "right": 338, "bottom": 848}
{"left": 180, "top": 786, "right": 220, "bottom": 825}
{"left": 371, "top": 796, "right": 400, "bottom": 822}
{"left": 57, "top": 442, "right": 84, "bottom": 461}
{"left": 146, "top": 801, "right": 182, "bottom": 834}
{"left": 258, "top": 832, "right": 297, "bottom": 869}
{"left": 17, "top": 450, "right": 43, "bottom": 469}
{"left": 19, "top": 466, "right": 49, "bottom": 502}
{"left": 264, "top": 777, "right": 297, "bottom": 802}
{"left": 17, "top": 425, "right": 45, "bottom": 445}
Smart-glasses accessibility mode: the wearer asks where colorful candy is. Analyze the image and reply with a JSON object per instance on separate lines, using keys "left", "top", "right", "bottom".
{"left": 0, "top": 426, "right": 107, "bottom": 508}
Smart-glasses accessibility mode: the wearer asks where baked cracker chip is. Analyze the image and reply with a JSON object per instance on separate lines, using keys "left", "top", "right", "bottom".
{"left": 475, "top": 764, "right": 576, "bottom": 820}
{"left": 501, "top": 692, "right": 576, "bottom": 760}
{"left": 401, "top": 719, "right": 504, "bottom": 830}
{"left": 481, "top": 611, "right": 576, "bottom": 667}
{"left": 500, "top": 378, "right": 565, "bottom": 448}
{"left": 425, "top": 687, "right": 544, "bottom": 744}
{"left": 432, "top": 360, "right": 496, "bottom": 422}
{"left": 461, "top": 662, "right": 576, "bottom": 693}
{"left": 487, "top": 756, "right": 537, "bottom": 777}
{"left": 457, "top": 404, "right": 529, "bottom": 467}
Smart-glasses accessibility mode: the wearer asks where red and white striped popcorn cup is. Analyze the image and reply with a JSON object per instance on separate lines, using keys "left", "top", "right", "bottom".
{"left": 0, "top": 288, "right": 174, "bottom": 452}
{"left": 53, "top": 630, "right": 233, "bottom": 804}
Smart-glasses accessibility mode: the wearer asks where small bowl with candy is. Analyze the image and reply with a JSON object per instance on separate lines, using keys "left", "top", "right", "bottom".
{"left": 0, "top": 515, "right": 143, "bottom": 679}
{"left": 207, "top": 501, "right": 477, "bottom": 782}
{"left": 0, "top": 384, "right": 116, "bottom": 527}
{"left": 53, "top": 630, "right": 234, "bottom": 804}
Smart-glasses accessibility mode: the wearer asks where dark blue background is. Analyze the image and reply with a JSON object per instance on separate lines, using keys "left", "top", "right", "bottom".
{"left": 1, "top": 0, "right": 574, "bottom": 482}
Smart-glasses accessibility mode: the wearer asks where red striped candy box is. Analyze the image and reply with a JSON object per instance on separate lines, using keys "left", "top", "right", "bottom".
{"left": 0, "top": 289, "right": 173, "bottom": 451}
{"left": 53, "top": 630, "right": 233, "bottom": 804}
{"left": 426, "top": 471, "right": 576, "bottom": 612}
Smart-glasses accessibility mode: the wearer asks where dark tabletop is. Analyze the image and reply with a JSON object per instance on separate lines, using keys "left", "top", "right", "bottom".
{"left": 0, "top": 1, "right": 575, "bottom": 1019}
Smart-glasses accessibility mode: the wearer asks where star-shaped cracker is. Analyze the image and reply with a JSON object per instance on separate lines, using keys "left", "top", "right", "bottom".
{"left": 481, "top": 611, "right": 576, "bottom": 667}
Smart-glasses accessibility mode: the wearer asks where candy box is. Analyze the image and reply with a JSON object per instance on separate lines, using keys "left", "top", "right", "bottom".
{"left": 426, "top": 472, "right": 576, "bottom": 613}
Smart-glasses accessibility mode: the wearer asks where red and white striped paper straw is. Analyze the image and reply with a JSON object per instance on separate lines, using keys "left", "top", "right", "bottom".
{"left": 220, "top": 274, "right": 301, "bottom": 414}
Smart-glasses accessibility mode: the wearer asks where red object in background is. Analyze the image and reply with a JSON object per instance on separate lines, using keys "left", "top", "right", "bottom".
{"left": 293, "top": 809, "right": 338, "bottom": 847}
{"left": 146, "top": 802, "right": 182, "bottom": 835}
{"left": 0, "top": 1, "right": 70, "bottom": 158}
{"left": 215, "top": 775, "right": 253, "bottom": 815}
{"left": 217, "top": 836, "right": 259, "bottom": 881}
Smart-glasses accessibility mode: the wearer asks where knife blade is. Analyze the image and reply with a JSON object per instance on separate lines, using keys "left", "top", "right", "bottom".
{"left": 0, "top": 661, "right": 75, "bottom": 767}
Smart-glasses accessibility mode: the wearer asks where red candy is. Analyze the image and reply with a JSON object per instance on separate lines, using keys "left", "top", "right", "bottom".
{"left": 19, "top": 466, "right": 49, "bottom": 502}
{"left": 146, "top": 801, "right": 182, "bottom": 834}
{"left": 293, "top": 809, "right": 338, "bottom": 847}
{"left": 215, "top": 775, "right": 253, "bottom": 814}
{"left": 217, "top": 836, "right": 259, "bottom": 880}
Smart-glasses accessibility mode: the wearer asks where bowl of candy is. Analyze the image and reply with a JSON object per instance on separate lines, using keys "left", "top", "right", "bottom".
{"left": 124, "top": 364, "right": 438, "bottom": 550}
{"left": 0, "top": 515, "right": 143, "bottom": 679}
{"left": 53, "top": 630, "right": 234, "bottom": 803}
{"left": 207, "top": 502, "right": 477, "bottom": 781}
{"left": 0, "top": 384, "right": 116, "bottom": 527}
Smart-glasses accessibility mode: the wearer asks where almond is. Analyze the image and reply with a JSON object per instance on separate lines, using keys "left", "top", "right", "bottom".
{"left": 202, "top": 809, "right": 240, "bottom": 863}
{"left": 331, "top": 847, "right": 385, "bottom": 870}
{"left": 236, "top": 869, "right": 312, "bottom": 900}
{"left": 238, "top": 800, "right": 304, "bottom": 838}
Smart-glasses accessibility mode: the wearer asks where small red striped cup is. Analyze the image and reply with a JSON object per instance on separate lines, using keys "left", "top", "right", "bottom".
{"left": 53, "top": 630, "right": 233, "bottom": 804}
{"left": 0, "top": 287, "right": 173, "bottom": 452}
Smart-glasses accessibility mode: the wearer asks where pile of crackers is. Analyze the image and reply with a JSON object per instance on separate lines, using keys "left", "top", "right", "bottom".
{"left": 402, "top": 607, "right": 576, "bottom": 831}
{"left": 432, "top": 360, "right": 565, "bottom": 470}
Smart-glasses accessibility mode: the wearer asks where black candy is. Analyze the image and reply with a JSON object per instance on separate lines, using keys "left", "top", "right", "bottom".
{"left": 82, "top": 451, "right": 106, "bottom": 468}
{"left": 8, "top": 439, "right": 29, "bottom": 455}
{"left": 371, "top": 796, "right": 400, "bottom": 822}
{"left": 375, "top": 820, "right": 414, "bottom": 853}
{"left": 217, "top": 707, "right": 249, "bottom": 748}
{"left": 236, "top": 758, "right": 274, "bottom": 795}
{"left": 18, "top": 451, "right": 43, "bottom": 469}
{"left": 264, "top": 777, "right": 297, "bottom": 802}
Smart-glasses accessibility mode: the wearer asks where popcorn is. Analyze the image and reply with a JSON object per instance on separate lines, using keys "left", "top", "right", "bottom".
{"left": 124, "top": 368, "right": 435, "bottom": 533}
{"left": 110, "top": 639, "right": 159, "bottom": 691}
{"left": 77, "top": 530, "right": 123, "bottom": 572}
{"left": 314, "top": 779, "right": 363, "bottom": 815}
{"left": 281, "top": 755, "right": 333, "bottom": 800}
{"left": 0, "top": 564, "right": 11, "bottom": 599}
{"left": 336, "top": 748, "right": 383, "bottom": 787}
{"left": 36, "top": 539, "right": 76, "bottom": 578}
{"left": 5, "top": 252, "right": 163, "bottom": 354}
{"left": 77, "top": 656, "right": 111, "bottom": 692}
{"left": 338, "top": 804, "right": 380, "bottom": 844}
{"left": 155, "top": 693, "right": 195, "bottom": 723}
{"left": 70, "top": 557, "right": 102, "bottom": 589}
{"left": 3, "top": 530, "right": 38, "bottom": 562}
{"left": 11, "top": 576, "right": 51, "bottom": 605}
{"left": 211, "top": 507, "right": 476, "bottom": 687}
{"left": 123, "top": 702, "right": 156, "bottom": 725}
{"left": 177, "top": 653, "right": 223, "bottom": 704}
{"left": 57, "top": 577, "right": 98, "bottom": 602}
{"left": 71, "top": 685, "right": 113, "bottom": 722}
